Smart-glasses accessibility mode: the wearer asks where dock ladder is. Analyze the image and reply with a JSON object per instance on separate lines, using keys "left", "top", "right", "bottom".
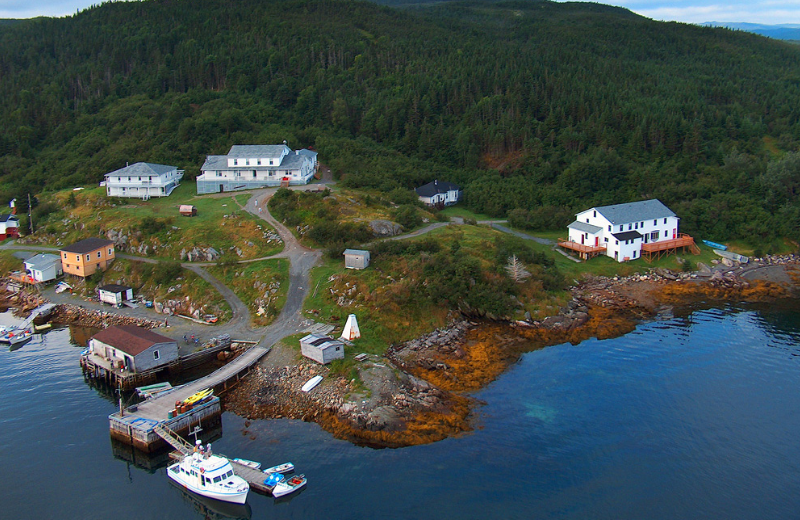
{"left": 153, "top": 423, "right": 193, "bottom": 456}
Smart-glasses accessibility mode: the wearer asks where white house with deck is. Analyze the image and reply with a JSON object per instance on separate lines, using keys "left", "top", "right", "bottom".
{"left": 196, "top": 144, "right": 318, "bottom": 194}
{"left": 560, "top": 199, "right": 698, "bottom": 262}
{"left": 104, "top": 162, "right": 184, "bottom": 199}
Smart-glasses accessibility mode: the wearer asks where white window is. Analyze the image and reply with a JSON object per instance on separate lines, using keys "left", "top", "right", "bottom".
{"left": 75, "top": 254, "right": 80, "bottom": 261}
{"left": 651, "top": 231, "right": 659, "bottom": 240}
{"left": 663, "top": 218, "right": 667, "bottom": 224}
{"left": 153, "top": 350, "right": 160, "bottom": 360}
{"left": 97, "top": 251, "right": 101, "bottom": 258}
{"left": 63, "top": 253, "right": 67, "bottom": 259}
{"left": 85, "top": 254, "right": 90, "bottom": 261}
{"left": 233, "top": 159, "right": 238, "bottom": 165}
{"left": 108, "top": 248, "right": 113, "bottom": 255}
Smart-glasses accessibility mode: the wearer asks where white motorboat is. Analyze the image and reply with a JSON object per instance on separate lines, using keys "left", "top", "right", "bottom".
{"left": 167, "top": 441, "right": 249, "bottom": 504}
{"left": 262, "top": 462, "right": 294, "bottom": 475}
{"left": 272, "top": 474, "right": 306, "bottom": 498}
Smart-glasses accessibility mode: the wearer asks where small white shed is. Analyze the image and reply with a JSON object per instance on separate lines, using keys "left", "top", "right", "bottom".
{"left": 343, "top": 249, "right": 370, "bottom": 270}
{"left": 98, "top": 284, "right": 134, "bottom": 306}
{"left": 300, "top": 334, "right": 345, "bottom": 364}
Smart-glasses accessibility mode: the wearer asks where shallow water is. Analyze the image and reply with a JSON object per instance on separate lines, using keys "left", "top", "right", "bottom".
{"left": 1, "top": 302, "right": 799, "bottom": 519}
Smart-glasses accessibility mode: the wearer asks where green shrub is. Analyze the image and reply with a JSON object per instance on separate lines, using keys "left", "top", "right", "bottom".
{"left": 153, "top": 261, "right": 182, "bottom": 285}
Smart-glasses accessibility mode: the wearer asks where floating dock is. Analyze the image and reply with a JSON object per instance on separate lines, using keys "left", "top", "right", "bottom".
{"left": 108, "top": 345, "right": 269, "bottom": 452}
{"left": 159, "top": 423, "right": 274, "bottom": 495}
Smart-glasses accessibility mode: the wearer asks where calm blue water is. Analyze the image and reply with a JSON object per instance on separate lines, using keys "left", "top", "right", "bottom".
{"left": 2, "top": 303, "right": 799, "bottom": 519}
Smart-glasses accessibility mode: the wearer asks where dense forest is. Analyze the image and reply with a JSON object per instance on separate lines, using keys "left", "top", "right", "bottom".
{"left": 1, "top": 0, "right": 800, "bottom": 246}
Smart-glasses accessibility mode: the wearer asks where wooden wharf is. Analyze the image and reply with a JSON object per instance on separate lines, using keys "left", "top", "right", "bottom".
{"left": 108, "top": 345, "right": 269, "bottom": 452}
{"left": 83, "top": 335, "right": 240, "bottom": 390}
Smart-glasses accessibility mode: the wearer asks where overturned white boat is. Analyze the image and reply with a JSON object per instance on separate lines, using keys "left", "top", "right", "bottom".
{"left": 167, "top": 441, "right": 249, "bottom": 504}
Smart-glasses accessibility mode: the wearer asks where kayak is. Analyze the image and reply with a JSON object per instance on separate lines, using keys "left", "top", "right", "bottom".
{"left": 184, "top": 388, "right": 213, "bottom": 405}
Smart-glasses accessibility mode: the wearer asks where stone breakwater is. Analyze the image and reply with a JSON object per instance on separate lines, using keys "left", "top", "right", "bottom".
{"left": 49, "top": 304, "right": 160, "bottom": 329}
{"left": 0, "top": 281, "right": 159, "bottom": 330}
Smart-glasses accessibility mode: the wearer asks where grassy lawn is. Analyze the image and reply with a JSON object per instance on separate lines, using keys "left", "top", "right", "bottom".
{"left": 94, "top": 258, "right": 232, "bottom": 319}
{"left": 207, "top": 259, "right": 289, "bottom": 326}
{"left": 304, "top": 258, "right": 452, "bottom": 355}
{"left": 29, "top": 184, "right": 283, "bottom": 261}
{"left": 438, "top": 206, "right": 495, "bottom": 222}
{"left": 0, "top": 250, "right": 20, "bottom": 275}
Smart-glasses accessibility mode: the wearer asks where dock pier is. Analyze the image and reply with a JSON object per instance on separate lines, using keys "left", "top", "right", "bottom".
{"left": 108, "top": 345, "right": 269, "bottom": 452}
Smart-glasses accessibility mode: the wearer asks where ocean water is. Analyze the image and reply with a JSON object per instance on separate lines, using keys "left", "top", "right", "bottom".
{"left": 1, "top": 303, "right": 799, "bottom": 519}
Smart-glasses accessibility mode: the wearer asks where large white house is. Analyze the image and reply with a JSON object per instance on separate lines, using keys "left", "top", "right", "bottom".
{"left": 105, "top": 162, "right": 184, "bottom": 199}
{"left": 196, "top": 144, "right": 318, "bottom": 194}
{"left": 415, "top": 180, "right": 462, "bottom": 206}
{"left": 561, "top": 199, "right": 696, "bottom": 262}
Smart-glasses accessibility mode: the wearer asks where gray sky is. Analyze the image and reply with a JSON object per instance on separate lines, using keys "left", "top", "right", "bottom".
{"left": 1, "top": 0, "right": 799, "bottom": 25}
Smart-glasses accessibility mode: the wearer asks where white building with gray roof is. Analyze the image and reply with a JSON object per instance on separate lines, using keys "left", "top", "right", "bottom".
{"left": 104, "top": 162, "right": 184, "bottom": 199}
{"left": 196, "top": 144, "right": 318, "bottom": 194}
{"left": 563, "top": 199, "right": 684, "bottom": 262}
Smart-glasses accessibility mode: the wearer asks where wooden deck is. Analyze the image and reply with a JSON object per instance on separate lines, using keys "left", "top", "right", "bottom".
{"left": 108, "top": 345, "right": 270, "bottom": 451}
{"left": 641, "top": 234, "right": 700, "bottom": 262}
{"left": 557, "top": 239, "right": 607, "bottom": 260}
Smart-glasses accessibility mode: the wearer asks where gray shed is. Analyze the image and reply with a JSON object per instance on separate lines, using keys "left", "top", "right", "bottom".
{"left": 343, "top": 249, "right": 370, "bottom": 270}
{"left": 300, "top": 334, "right": 345, "bottom": 364}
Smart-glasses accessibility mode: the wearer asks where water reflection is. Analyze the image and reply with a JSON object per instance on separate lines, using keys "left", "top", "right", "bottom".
{"left": 169, "top": 480, "right": 252, "bottom": 520}
{"left": 110, "top": 423, "right": 224, "bottom": 473}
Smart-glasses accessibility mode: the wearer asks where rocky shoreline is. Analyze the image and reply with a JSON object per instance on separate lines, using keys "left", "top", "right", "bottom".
{"left": 3, "top": 255, "right": 797, "bottom": 449}
{"left": 226, "top": 256, "right": 799, "bottom": 448}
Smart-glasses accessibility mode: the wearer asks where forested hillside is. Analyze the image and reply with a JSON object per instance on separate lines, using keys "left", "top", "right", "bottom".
{"left": 2, "top": 0, "right": 800, "bottom": 245}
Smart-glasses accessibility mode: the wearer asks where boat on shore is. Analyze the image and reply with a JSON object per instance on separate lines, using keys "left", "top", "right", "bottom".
{"left": 167, "top": 441, "right": 249, "bottom": 504}
{"left": 301, "top": 375, "right": 323, "bottom": 392}
{"left": 272, "top": 474, "right": 306, "bottom": 498}
{"left": 262, "top": 462, "right": 294, "bottom": 474}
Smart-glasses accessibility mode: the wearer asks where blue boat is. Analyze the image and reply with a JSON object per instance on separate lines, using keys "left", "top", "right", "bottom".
{"left": 702, "top": 240, "right": 727, "bottom": 251}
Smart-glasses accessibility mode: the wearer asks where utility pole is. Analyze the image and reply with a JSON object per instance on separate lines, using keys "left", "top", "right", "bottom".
{"left": 27, "top": 193, "right": 34, "bottom": 235}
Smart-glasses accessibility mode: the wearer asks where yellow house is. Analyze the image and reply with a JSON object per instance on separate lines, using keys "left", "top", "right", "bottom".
{"left": 60, "top": 238, "right": 116, "bottom": 278}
